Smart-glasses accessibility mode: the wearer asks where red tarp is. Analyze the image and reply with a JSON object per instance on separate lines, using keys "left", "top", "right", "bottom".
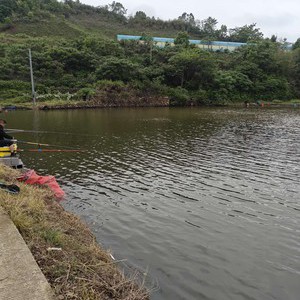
{"left": 18, "top": 169, "right": 65, "bottom": 199}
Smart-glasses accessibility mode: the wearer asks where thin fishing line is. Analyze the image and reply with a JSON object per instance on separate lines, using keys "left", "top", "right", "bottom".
{"left": 16, "top": 140, "right": 83, "bottom": 150}
{"left": 7, "top": 128, "right": 98, "bottom": 137}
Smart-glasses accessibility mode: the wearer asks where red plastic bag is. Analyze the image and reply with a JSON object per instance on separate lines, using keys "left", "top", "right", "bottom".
{"left": 18, "top": 169, "right": 65, "bottom": 199}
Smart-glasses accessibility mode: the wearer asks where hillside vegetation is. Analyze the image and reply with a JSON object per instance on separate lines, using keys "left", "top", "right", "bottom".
{"left": 1, "top": 0, "right": 300, "bottom": 106}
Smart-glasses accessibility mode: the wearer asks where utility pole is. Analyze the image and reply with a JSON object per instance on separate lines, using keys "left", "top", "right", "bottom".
{"left": 28, "top": 48, "right": 36, "bottom": 106}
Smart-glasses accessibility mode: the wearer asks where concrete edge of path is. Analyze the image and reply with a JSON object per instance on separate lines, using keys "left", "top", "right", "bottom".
{"left": 0, "top": 206, "right": 55, "bottom": 300}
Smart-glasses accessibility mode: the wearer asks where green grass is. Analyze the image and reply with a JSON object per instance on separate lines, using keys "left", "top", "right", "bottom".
{"left": 41, "top": 229, "right": 63, "bottom": 246}
{"left": 3, "top": 10, "right": 197, "bottom": 41}
{"left": 68, "top": 14, "right": 185, "bottom": 39}
{"left": 7, "top": 18, "right": 85, "bottom": 39}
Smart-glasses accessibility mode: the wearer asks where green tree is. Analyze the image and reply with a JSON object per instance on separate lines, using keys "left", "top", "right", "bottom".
{"left": 178, "top": 12, "right": 195, "bottom": 31}
{"left": 134, "top": 11, "right": 147, "bottom": 20}
{"left": 234, "top": 41, "right": 282, "bottom": 76}
{"left": 228, "top": 41, "right": 293, "bottom": 99}
{"left": 291, "top": 48, "right": 300, "bottom": 96}
{"left": 216, "top": 25, "right": 228, "bottom": 40}
{"left": 229, "top": 23, "right": 263, "bottom": 42}
{"left": 178, "top": 12, "right": 195, "bottom": 24}
{"left": 174, "top": 32, "right": 190, "bottom": 48}
{"left": 106, "top": 1, "right": 127, "bottom": 16}
{"left": 75, "top": 37, "right": 123, "bottom": 57}
{"left": 166, "top": 48, "right": 215, "bottom": 89}
{"left": 0, "top": 0, "right": 16, "bottom": 22}
{"left": 0, "top": 5, "right": 12, "bottom": 22}
{"left": 214, "top": 70, "right": 252, "bottom": 100}
{"left": 200, "top": 17, "right": 218, "bottom": 39}
{"left": 292, "top": 38, "right": 300, "bottom": 50}
{"left": 270, "top": 35, "right": 277, "bottom": 43}
{"left": 96, "top": 57, "right": 139, "bottom": 82}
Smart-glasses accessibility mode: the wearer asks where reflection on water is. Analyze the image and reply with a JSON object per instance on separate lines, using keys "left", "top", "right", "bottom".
{"left": 7, "top": 108, "right": 300, "bottom": 300}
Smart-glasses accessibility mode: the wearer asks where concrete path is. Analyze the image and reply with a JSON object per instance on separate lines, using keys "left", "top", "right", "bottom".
{"left": 0, "top": 207, "right": 54, "bottom": 300}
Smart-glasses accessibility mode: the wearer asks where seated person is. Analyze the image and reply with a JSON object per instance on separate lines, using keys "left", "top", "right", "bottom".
{"left": 0, "top": 119, "right": 15, "bottom": 154}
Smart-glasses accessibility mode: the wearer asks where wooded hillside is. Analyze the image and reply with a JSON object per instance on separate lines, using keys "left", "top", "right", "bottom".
{"left": 1, "top": 0, "right": 300, "bottom": 106}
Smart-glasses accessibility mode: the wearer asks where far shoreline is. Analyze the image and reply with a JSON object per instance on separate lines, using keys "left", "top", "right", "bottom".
{"left": 1, "top": 99, "right": 300, "bottom": 111}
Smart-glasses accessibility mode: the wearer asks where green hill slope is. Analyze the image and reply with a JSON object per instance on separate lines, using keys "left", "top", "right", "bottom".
{"left": 0, "top": 0, "right": 299, "bottom": 107}
{"left": 2, "top": 6, "right": 200, "bottom": 40}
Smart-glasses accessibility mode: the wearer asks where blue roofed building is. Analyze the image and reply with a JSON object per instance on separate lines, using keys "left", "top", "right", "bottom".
{"left": 117, "top": 34, "right": 247, "bottom": 52}
{"left": 117, "top": 35, "right": 293, "bottom": 52}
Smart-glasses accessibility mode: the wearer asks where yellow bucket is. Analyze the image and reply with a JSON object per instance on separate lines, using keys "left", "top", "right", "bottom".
{"left": 0, "top": 144, "right": 17, "bottom": 157}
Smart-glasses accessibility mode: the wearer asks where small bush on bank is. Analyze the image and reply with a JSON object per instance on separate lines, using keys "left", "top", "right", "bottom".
{"left": 168, "top": 87, "right": 189, "bottom": 106}
{"left": 77, "top": 87, "right": 96, "bottom": 101}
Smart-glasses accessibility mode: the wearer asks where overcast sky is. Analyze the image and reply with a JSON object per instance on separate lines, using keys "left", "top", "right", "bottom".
{"left": 80, "top": 0, "right": 299, "bottom": 42}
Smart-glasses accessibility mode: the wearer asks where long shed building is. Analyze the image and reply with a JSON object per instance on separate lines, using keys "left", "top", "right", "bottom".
{"left": 117, "top": 34, "right": 247, "bottom": 51}
{"left": 117, "top": 35, "right": 293, "bottom": 51}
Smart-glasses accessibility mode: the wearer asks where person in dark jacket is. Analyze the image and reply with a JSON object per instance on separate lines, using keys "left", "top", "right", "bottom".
{"left": 0, "top": 119, "right": 15, "bottom": 154}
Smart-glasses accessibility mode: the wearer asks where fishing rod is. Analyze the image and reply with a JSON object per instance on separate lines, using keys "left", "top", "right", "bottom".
{"left": 16, "top": 140, "right": 83, "bottom": 150}
{"left": 22, "top": 149, "right": 88, "bottom": 153}
{"left": 1, "top": 149, "right": 87, "bottom": 153}
{"left": 7, "top": 128, "right": 98, "bottom": 137}
{"left": 17, "top": 140, "right": 52, "bottom": 147}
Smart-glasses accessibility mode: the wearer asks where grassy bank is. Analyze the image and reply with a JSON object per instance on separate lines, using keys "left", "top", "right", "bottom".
{"left": 0, "top": 165, "right": 149, "bottom": 300}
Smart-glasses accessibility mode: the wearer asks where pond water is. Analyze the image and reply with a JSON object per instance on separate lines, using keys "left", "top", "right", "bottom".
{"left": 6, "top": 107, "right": 300, "bottom": 300}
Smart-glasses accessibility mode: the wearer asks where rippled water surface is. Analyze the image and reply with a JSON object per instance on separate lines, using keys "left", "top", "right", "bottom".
{"left": 7, "top": 108, "right": 300, "bottom": 300}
